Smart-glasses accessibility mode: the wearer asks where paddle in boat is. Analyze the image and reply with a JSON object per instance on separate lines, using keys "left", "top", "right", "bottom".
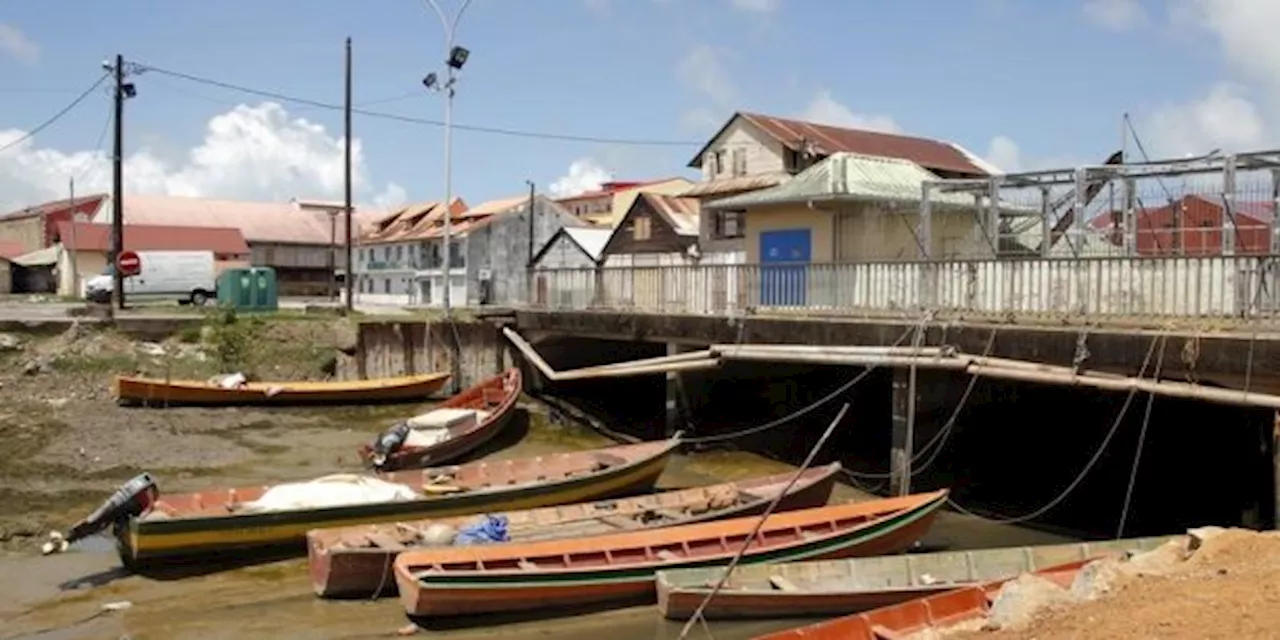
{"left": 114, "top": 371, "right": 452, "bottom": 407}
{"left": 42, "top": 436, "right": 681, "bottom": 568}
{"left": 656, "top": 534, "right": 1178, "bottom": 620}
{"left": 749, "top": 534, "right": 1188, "bottom": 640}
{"left": 309, "top": 463, "right": 842, "bottom": 598}
{"left": 391, "top": 489, "right": 949, "bottom": 618}
{"left": 359, "top": 368, "right": 522, "bottom": 471}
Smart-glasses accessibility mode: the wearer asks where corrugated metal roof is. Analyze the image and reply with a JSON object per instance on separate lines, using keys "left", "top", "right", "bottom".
{"left": 12, "top": 245, "right": 60, "bottom": 266}
{"left": 55, "top": 222, "right": 250, "bottom": 254}
{"left": 94, "top": 195, "right": 394, "bottom": 246}
{"left": 360, "top": 199, "right": 467, "bottom": 245}
{"left": 680, "top": 173, "right": 789, "bottom": 198}
{"left": 642, "top": 193, "right": 700, "bottom": 236}
{"left": 0, "top": 193, "right": 109, "bottom": 221}
{"left": 461, "top": 195, "right": 528, "bottom": 218}
{"left": 706, "top": 152, "right": 976, "bottom": 210}
{"left": 564, "top": 227, "right": 611, "bottom": 261}
{"left": 687, "top": 112, "right": 991, "bottom": 177}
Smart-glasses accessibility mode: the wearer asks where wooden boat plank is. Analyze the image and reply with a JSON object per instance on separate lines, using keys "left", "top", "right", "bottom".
{"left": 115, "top": 372, "right": 451, "bottom": 407}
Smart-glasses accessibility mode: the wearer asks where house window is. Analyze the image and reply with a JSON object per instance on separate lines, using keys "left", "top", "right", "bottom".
{"left": 784, "top": 148, "right": 816, "bottom": 174}
{"left": 714, "top": 211, "right": 744, "bottom": 239}
{"left": 714, "top": 150, "right": 727, "bottom": 176}
{"left": 383, "top": 278, "right": 390, "bottom": 294}
{"left": 633, "top": 216, "right": 652, "bottom": 241}
{"left": 732, "top": 149, "right": 746, "bottom": 177}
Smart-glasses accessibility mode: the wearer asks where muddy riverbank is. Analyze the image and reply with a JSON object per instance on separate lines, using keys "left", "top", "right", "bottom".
{"left": 0, "top": 317, "right": 1077, "bottom": 640}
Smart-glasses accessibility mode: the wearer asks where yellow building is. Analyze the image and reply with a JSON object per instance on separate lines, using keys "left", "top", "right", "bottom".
{"left": 555, "top": 178, "right": 693, "bottom": 227}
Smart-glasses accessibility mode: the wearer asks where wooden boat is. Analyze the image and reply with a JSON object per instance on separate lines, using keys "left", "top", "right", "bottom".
{"left": 309, "top": 463, "right": 843, "bottom": 598}
{"left": 750, "top": 536, "right": 1186, "bottom": 640}
{"left": 106, "top": 436, "right": 680, "bottom": 567}
{"left": 392, "top": 489, "right": 949, "bottom": 618}
{"left": 656, "top": 535, "right": 1177, "bottom": 620}
{"left": 356, "top": 368, "right": 522, "bottom": 471}
{"left": 114, "top": 371, "right": 451, "bottom": 407}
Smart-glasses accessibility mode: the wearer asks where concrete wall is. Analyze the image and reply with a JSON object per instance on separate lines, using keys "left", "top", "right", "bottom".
{"left": 465, "top": 196, "right": 581, "bottom": 306}
{"left": 0, "top": 258, "right": 9, "bottom": 294}
{"left": 0, "top": 215, "right": 43, "bottom": 255}
{"left": 343, "top": 320, "right": 509, "bottom": 390}
{"left": 832, "top": 204, "right": 988, "bottom": 261}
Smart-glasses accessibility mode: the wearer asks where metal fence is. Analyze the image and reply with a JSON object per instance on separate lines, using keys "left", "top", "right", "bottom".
{"left": 528, "top": 254, "right": 1280, "bottom": 321}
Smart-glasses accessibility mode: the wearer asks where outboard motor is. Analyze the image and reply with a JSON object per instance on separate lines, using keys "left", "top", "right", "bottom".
{"left": 369, "top": 422, "right": 412, "bottom": 469}
{"left": 45, "top": 473, "right": 158, "bottom": 554}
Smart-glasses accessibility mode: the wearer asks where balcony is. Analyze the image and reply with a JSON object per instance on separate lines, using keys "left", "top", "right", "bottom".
{"left": 525, "top": 254, "right": 1280, "bottom": 323}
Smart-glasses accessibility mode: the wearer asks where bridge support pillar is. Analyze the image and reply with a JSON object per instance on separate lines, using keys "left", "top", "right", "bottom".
{"left": 665, "top": 342, "right": 687, "bottom": 437}
{"left": 890, "top": 367, "right": 918, "bottom": 496}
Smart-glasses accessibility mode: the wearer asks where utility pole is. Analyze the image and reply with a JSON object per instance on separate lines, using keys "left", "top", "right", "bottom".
{"left": 343, "top": 36, "right": 354, "bottom": 313}
{"left": 68, "top": 178, "right": 79, "bottom": 297}
{"left": 111, "top": 53, "right": 126, "bottom": 312}
{"left": 525, "top": 180, "right": 536, "bottom": 267}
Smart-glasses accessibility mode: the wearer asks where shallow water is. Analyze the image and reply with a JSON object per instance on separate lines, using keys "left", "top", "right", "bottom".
{"left": 0, "top": 410, "right": 1075, "bottom": 640}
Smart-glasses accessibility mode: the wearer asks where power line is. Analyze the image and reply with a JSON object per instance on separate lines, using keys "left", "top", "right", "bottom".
{"left": 131, "top": 60, "right": 701, "bottom": 147}
{"left": 0, "top": 74, "right": 110, "bottom": 155}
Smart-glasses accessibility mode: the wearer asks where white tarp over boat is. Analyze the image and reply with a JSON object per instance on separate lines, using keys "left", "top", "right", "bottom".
{"left": 239, "top": 474, "right": 421, "bottom": 512}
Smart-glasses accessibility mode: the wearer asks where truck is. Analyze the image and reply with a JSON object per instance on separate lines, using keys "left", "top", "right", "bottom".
{"left": 85, "top": 250, "right": 218, "bottom": 306}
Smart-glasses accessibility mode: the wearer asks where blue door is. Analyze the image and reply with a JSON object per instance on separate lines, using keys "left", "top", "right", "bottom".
{"left": 760, "top": 229, "right": 811, "bottom": 306}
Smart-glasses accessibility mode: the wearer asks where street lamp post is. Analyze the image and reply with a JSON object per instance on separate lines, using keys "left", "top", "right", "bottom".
{"left": 421, "top": 0, "right": 473, "bottom": 318}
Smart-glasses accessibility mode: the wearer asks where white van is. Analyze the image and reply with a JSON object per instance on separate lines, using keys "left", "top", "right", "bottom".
{"left": 85, "top": 250, "right": 218, "bottom": 306}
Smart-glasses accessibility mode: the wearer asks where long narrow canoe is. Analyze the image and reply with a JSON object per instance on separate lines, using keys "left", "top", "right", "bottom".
{"left": 749, "top": 536, "right": 1185, "bottom": 640}
{"left": 357, "top": 368, "right": 522, "bottom": 471}
{"left": 106, "top": 436, "right": 681, "bottom": 568}
{"left": 657, "top": 534, "right": 1177, "bottom": 620}
{"left": 392, "top": 489, "right": 949, "bottom": 618}
{"left": 114, "top": 372, "right": 451, "bottom": 407}
{"left": 309, "top": 463, "right": 843, "bottom": 598}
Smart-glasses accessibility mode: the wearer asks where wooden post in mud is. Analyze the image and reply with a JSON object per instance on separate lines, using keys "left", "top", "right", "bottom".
{"left": 890, "top": 367, "right": 917, "bottom": 496}
{"left": 664, "top": 342, "right": 684, "bottom": 437}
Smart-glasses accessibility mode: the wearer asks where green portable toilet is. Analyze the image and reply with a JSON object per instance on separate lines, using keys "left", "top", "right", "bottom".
{"left": 217, "top": 268, "right": 249, "bottom": 309}
{"left": 250, "top": 267, "right": 278, "bottom": 311}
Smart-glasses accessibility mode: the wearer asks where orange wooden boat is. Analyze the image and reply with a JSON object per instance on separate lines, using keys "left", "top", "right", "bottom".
{"left": 308, "top": 464, "right": 842, "bottom": 598}
{"left": 656, "top": 535, "right": 1177, "bottom": 620}
{"left": 357, "top": 368, "right": 523, "bottom": 471}
{"left": 749, "top": 542, "right": 1166, "bottom": 640}
{"left": 114, "top": 372, "right": 451, "bottom": 407}
{"left": 392, "top": 490, "right": 949, "bottom": 618}
{"left": 99, "top": 437, "right": 680, "bottom": 567}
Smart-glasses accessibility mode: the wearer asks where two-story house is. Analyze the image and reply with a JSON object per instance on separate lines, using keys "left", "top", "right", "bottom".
{"left": 354, "top": 194, "right": 583, "bottom": 307}
{"left": 682, "top": 111, "right": 996, "bottom": 264}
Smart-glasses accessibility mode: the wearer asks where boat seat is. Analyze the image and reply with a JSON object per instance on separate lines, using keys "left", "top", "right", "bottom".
{"left": 407, "top": 408, "right": 477, "bottom": 430}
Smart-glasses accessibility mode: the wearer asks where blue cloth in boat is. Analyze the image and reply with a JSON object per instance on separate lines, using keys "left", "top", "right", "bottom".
{"left": 454, "top": 514, "right": 510, "bottom": 545}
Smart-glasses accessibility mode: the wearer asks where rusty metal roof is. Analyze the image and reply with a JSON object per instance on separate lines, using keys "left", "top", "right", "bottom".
{"left": 56, "top": 222, "right": 250, "bottom": 254}
{"left": 686, "top": 112, "right": 991, "bottom": 177}
{"left": 680, "top": 172, "right": 790, "bottom": 199}
{"left": 641, "top": 193, "right": 701, "bottom": 237}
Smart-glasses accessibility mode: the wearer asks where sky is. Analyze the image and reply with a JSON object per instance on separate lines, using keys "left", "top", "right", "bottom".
{"left": 0, "top": 0, "right": 1275, "bottom": 215}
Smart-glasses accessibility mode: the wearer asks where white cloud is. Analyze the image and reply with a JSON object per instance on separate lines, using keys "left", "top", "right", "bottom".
{"left": 730, "top": 0, "right": 780, "bottom": 12}
{"left": 676, "top": 45, "right": 738, "bottom": 132}
{"left": 0, "top": 101, "right": 405, "bottom": 213}
{"left": 799, "top": 89, "right": 901, "bottom": 133}
{"left": 1142, "top": 82, "right": 1268, "bottom": 157}
{"left": 983, "top": 135, "right": 1023, "bottom": 173}
{"left": 549, "top": 158, "right": 612, "bottom": 198}
{"left": 1082, "top": 0, "right": 1147, "bottom": 31}
{"left": 0, "top": 23, "right": 38, "bottom": 65}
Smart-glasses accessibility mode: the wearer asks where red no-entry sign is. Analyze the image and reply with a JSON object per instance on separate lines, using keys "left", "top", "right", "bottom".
{"left": 117, "top": 250, "right": 141, "bottom": 277}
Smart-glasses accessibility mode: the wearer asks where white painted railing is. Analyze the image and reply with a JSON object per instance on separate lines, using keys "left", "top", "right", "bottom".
{"left": 526, "top": 255, "right": 1280, "bottom": 320}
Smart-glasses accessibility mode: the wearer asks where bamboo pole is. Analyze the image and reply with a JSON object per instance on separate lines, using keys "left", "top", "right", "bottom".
{"left": 718, "top": 350, "right": 970, "bottom": 370}
{"left": 710, "top": 344, "right": 952, "bottom": 358}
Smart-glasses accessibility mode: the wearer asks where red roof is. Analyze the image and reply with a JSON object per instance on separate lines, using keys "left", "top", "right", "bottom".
{"left": 0, "top": 193, "right": 109, "bottom": 221}
{"left": 54, "top": 222, "right": 250, "bottom": 255}
{"left": 553, "top": 177, "right": 686, "bottom": 203}
{"left": 688, "top": 112, "right": 990, "bottom": 177}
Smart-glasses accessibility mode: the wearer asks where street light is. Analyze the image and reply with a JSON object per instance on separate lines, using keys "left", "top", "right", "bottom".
{"left": 293, "top": 198, "right": 350, "bottom": 303}
{"left": 420, "top": 0, "right": 474, "bottom": 317}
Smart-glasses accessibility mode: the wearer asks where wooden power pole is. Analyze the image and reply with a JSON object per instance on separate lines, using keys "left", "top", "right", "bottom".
{"left": 343, "top": 37, "right": 355, "bottom": 313}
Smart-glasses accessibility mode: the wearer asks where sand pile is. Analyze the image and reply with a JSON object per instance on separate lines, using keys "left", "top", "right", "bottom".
{"left": 943, "top": 527, "right": 1280, "bottom": 639}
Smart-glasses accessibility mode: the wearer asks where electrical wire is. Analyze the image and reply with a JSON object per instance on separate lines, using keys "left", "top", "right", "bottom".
{"left": 131, "top": 61, "right": 701, "bottom": 147}
{"left": 945, "top": 332, "right": 1162, "bottom": 525}
{"left": 0, "top": 74, "right": 109, "bottom": 155}
{"left": 70, "top": 93, "right": 113, "bottom": 184}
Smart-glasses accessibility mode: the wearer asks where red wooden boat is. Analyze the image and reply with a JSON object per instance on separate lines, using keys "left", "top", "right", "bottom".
{"left": 308, "top": 464, "right": 842, "bottom": 598}
{"left": 392, "top": 490, "right": 949, "bottom": 618}
{"left": 358, "top": 368, "right": 522, "bottom": 471}
{"left": 750, "top": 538, "right": 1179, "bottom": 640}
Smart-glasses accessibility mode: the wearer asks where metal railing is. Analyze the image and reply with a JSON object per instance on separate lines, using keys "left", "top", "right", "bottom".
{"left": 526, "top": 254, "right": 1280, "bottom": 321}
